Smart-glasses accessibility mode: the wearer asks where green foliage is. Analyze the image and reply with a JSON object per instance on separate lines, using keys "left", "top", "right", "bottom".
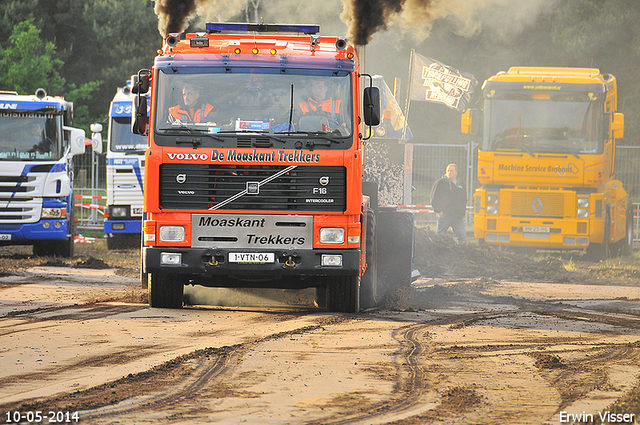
{"left": 0, "top": 20, "right": 65, "bottom": 94}
{"left": 0, "top": 19, "right": 102, "bottom": 130}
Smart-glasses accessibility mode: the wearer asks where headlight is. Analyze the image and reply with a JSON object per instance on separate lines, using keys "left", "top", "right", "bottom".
{"left": 159, "top": 226, "right": 185, "bottom": 242}
{"left": 487, "top": 195, "right": 499, "bottom": 205}
{"left": 319, "top": 227, "right": 344, "bottom": 244}
{"left": 577, "top": 198, "right": 589, "bottom": 208}
{"left": 577, "top": 208, "right": 589, "bottom": 218}
{"left": 487, "top": 205, "right": 498, "bottom": 215}
{"left": 110, "top": 206, "right": 128, "bottom": 218}
{"left": 42, "top": 207, "right": 66, "bottom": 219}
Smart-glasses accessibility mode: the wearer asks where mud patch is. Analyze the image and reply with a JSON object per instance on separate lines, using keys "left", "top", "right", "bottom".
{"left": 74, "top": 256, "right": 111, "bottom": 269}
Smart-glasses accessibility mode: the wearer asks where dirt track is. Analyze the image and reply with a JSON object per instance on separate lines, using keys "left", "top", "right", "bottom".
{"left": 0, "top": 233, "right": 639, "bottom": 424}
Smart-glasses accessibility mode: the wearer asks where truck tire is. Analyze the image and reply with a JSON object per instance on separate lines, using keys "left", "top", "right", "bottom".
{"left": 360, "top": 207, "right": 379, "bottom": 310}
{"left": 622, "top": 205, "right": 634, "bottom": 256}
{"left": 587, "top": 210, "right": 610, "bottom": 261}
{"left": 376, "top": 209, "right": 414, "bottom": 294}
{"left": 324, "top": 276, "right": 359, "bottom": 313}
{"left": 149, "top": 273, "right": 184, "bottom": 308}
{"left": 106, "top": 234, "right": 122, "bottom": 250}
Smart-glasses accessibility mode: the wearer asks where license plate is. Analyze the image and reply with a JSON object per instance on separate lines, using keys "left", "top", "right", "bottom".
{"left": 0, "top": 234, "right": 11, "bottom": 241}
{"left": 523, "top": 226, "right": 550, "bottom": 233}
{"left": 229, "top": 252, "right": 275, "bottom": 264}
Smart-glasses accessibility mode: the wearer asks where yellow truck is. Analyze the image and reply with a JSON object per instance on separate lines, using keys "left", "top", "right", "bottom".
{"left": 462, "top": 67, "right": 632, "bottom": 258}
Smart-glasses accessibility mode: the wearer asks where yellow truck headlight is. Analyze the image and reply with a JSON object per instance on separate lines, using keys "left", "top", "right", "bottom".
{"left": 487, "top": 205, "right": 498, "bottom": 215}
{"left": 577, "top": 208, "right": 589, "bottom": 218}
{"left": 487, "top": 195, "right": 499, "bottom": 205}
{"left": 577, "top": 198, "right": 589, "bottom": 208}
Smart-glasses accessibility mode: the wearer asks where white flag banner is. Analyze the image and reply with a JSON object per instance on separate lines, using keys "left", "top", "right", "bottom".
{"left": 410, "top": 52, "right": 478, "bottom": 112}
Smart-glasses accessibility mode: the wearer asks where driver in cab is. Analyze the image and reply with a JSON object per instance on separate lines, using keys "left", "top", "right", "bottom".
{"left": 169, "top": 83, "right": 215, "bottom": 123}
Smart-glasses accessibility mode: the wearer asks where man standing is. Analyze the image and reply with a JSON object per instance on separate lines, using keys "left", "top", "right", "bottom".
{"left": 430, "top": 163, "right": 468, "bottom": 243}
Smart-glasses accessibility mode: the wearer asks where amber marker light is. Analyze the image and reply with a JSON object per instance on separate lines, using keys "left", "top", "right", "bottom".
{"left": 233, "top": 47, "right": 241, "bottom": 54}
{"left": 252, "top": 47, "right": 259, "bottom": 55}
{"left": 270, "top": 48, "right": 277, "bottom": 55}
{"left": 347, "top": 52, "right": 354, "bottom": 60}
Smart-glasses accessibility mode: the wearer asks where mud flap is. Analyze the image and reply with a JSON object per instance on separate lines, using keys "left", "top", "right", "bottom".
{"left": 376, "top": 207, "right": 415, "bottom": 293}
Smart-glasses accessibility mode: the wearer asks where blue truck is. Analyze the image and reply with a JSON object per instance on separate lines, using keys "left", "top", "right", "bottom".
{"left": 0, "top": 89, "right": 86, "bottom": 257}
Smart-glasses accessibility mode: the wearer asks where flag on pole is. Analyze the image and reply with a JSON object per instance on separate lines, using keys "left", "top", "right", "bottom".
{"left": 409, "top": 52, "right": 478, "bottom": 112}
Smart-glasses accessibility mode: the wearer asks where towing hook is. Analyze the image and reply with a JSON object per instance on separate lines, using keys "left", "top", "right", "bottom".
{"left": 285, "top": 256, "right": 296, "bottom": 267}
{"left": 208, "top": 259, "right": 219, "bottom": 266}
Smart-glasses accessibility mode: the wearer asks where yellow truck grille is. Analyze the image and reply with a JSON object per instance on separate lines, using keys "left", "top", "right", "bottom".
{"left": 510, "top": 192, "right": 564, "bottom": 218}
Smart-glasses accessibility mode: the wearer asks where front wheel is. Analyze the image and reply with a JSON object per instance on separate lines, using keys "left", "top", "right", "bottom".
{"left": 587, "top": 210, "right": 611, "bottom": 261}
{"left": 323, "top": 276, "right": 359, "bottom": 313}
{"left": 149, "top": 273, "right": 185, "bottom": 308}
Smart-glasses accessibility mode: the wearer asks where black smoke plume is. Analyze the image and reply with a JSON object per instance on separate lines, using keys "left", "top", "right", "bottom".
{"left": 155, "top": 0, "right": 200, "bottom": 38}
{"left": 342, "top": 0, "right": 435, "bottom": 46}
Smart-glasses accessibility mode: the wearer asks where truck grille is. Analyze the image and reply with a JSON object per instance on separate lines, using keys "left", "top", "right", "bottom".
{"left": 510, "top": 191, "right": 564, "bottom": 218}
{"left": 160, "top": 165, "right": 346, "bottom": 211}
{"left": 0, "top": 176, "right": 40, "bottom": 223}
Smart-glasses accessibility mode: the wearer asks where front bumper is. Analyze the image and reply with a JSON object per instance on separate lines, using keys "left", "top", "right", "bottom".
{"left": 143, "top": 246, "right": 360, "bottom": 284}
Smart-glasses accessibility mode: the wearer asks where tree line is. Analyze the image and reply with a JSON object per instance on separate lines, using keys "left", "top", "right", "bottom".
{"left": 1, "top": 0, "right": 638, "bottom": 144}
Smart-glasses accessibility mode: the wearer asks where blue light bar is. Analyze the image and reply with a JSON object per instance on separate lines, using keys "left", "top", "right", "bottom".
{"left": 206, "top": 23, "right": 319, "bottom": 34}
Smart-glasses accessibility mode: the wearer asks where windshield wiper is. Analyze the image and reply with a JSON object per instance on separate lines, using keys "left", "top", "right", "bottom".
{"left": 124, "top": 149, "right": 146, "bottom": 155}
{"left": 285, "top": 131, "right": 344, "bottom": 144}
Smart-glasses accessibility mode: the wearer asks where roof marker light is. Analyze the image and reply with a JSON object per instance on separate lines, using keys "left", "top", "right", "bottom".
{"left": 206, "top": 22, "right": 319, "bottom": 34}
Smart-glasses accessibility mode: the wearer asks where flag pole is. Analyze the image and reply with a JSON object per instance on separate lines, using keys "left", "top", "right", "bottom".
{"left": 402, "top": 49, "right": 414, "bottom": 141}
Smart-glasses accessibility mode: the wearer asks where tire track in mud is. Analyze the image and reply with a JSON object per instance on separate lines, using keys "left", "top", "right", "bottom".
{"left": 0, "top": 316, "right": 350, "bottom": 422}
{"left": 0, "top": 305, "right": 146, "bottom": 337}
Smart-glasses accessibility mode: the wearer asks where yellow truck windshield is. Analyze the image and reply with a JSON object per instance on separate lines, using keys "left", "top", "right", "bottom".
{"left": 483, "top": 91, "right": 604, "bottom": 155}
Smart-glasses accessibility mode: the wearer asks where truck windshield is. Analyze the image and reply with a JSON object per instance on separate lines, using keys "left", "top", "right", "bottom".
{"left": 483, "top": 91, "right": 605, "bottom": 154}
{"left": 110, "top": 117, "right": 147, "bottom": 152}
{"left": 155, "top": 68, "right": 352, "bottom": 138}
{"left": 0, "top": 113, "right": 62, "bottom": 160}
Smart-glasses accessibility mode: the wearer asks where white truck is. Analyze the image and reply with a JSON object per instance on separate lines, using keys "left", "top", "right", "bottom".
{"left": 0, "top": 89, "right": 85, "bottom": 257}
{"left": 101, "top": 83, "right": 148, "bottom": 249}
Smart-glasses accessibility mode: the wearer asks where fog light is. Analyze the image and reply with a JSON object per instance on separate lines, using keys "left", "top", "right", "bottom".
{"left": 43, "top": 222, "right": 50, "bottom": 229}
{"left": 485, "top": 234, "right": 497, "bottom": 242}
{"left": 498, "top": 235, "right": 510, "bottom": 243}
{"left": 577, "top": 238, "right": 589, "bottom": 246}
{"left": 577, "top": 208, "right": 589, "bottom": 218}
{"left": 161, "top": 252, "right": 182, "bottom": 265}
{"left": 113, "top": 223, "right": 126, "bottom": 230}
{"left": 321, "top": 254, "right": 342, "bottom": 267}
{"left": 320, "top": 228, "right": 344, "bottom": 244}
{"left": 564, "top": 237, "right": 576, "bottom": 245}
{"left": 487, "top": 205, "right": 498, "bottom": 215}
{"left": 54, "top": 221, "right": 62, "bottom": 229}
{"left": 159, "top": 226, "right": 185, "bottom": 242}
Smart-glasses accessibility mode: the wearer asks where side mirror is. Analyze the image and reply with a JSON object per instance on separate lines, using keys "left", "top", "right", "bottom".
{"left": 611, "top": 112, "right": 624, "bottom": 140}
{"left": 90, "top": 123, "right": 103, "bottom": 154}
{"left": 363, "top": 87, "right": 381, "bottom": 126}
{"left": 64, "top": 126, "right": 86, "bottom": 156}
{"left": 131, "top": 95, "right": 148, "bottom": 135}
{"left": 131, "top": 72, "right": 150, "bottom": 94}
